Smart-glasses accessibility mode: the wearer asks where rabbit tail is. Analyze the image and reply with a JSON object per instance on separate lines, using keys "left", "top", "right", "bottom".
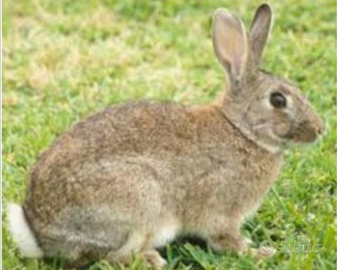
{"left": 7, "top": 203, "right": 44, "bottom": 258}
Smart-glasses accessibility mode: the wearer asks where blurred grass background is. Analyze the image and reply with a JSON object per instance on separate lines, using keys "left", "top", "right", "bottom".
{"left": 2, "top": 0, "right": 336, "bottom": 269}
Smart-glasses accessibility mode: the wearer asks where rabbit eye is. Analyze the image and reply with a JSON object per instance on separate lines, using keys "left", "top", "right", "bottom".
{"left": 270, "top": 92, "right": 287, "bottom": 108}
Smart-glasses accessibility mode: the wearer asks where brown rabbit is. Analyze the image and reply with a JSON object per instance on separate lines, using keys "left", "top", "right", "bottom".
{"left": 8, "top": 4, "right": 324, "bottom": 268}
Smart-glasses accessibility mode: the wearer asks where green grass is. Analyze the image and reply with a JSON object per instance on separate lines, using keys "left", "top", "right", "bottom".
{"left": 2, "top": 0, "right": 336, "bottom": 269}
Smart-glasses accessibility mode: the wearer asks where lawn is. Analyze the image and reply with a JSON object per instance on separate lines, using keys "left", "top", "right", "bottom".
{"left": 2, "top": 0, "right": 336, "bottom": 269}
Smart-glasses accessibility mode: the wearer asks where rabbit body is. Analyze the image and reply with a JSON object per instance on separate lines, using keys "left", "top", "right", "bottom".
{"left": 23, "top": 101, "right": 281, "bottom": 261}
{"left": 8, "top": 4, "right": 324, "bottom": 268}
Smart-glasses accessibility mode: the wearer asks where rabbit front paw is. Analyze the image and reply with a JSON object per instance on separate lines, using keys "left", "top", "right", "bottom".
{"left": 208, "top": 233, "right": 251, "bottom": 254}
{"left": 142, "top": 250, "right": 167, "bottom": 269}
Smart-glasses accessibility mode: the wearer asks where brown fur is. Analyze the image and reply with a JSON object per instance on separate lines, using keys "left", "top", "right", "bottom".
{"left": 16, "top": 4, "right": 323, "bottom": 268}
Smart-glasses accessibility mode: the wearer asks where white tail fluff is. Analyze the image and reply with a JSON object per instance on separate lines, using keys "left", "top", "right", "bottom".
{"left": 7, "top": 203, "right": 44, "bottom": 258}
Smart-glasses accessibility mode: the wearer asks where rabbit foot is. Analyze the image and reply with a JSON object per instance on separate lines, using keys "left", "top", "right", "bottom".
{"left": 209, "top": 233, "right": 251, "bottom": 254}
{"left": 249, "top": 246, "right": 276, "bottom": 258}
{"left": 142, "top": 250, "right": 167, "bottom": 269}
{"left": 113, "top": 249, "right": 167, "bottom": 269}
{"left": 63, "top": 256, "right": 95, "bottom": 270}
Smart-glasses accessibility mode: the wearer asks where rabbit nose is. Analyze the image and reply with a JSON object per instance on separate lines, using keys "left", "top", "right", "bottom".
{"left": 315, "top": 127, "right": 322, "bottom": 136}
{"left": 315, "top": 121, "right": 325, "bottom": 136}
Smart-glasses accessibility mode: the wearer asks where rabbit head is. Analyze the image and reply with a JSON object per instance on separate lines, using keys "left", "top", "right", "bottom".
{"left": 213, "top": 4, "right": 324, "bottom": 153}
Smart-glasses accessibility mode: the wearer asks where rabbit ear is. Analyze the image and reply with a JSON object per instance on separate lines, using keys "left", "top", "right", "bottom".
{"left": 212, "top": 8, "right": 248, "bottom": 86}
{"left": 249, "top": 4, "right": 272, "bottom": 67}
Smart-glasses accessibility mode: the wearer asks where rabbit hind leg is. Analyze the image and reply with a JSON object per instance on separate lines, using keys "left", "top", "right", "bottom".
{"left": 105, "top": 231, "right": 167, "bottom": 269}
{"left": 37, "top": 217, "right": 131, "bottom": 266}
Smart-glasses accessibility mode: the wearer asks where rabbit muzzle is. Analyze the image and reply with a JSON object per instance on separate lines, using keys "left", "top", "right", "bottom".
{"left": 278, "top": 114, "right": 324, "bottom": 144}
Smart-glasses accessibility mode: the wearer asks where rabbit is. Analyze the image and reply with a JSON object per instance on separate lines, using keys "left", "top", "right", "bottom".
{"left": 7, "top": 3, "right": 324, "bottom": 269}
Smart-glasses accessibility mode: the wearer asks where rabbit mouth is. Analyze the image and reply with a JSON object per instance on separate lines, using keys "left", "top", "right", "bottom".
{"left": 249, "top": 119, "right": 320, "bottom": 147}
{"left": 278, "top": 126, "right": 320, "bottom": 144}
